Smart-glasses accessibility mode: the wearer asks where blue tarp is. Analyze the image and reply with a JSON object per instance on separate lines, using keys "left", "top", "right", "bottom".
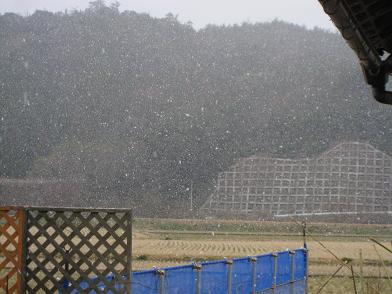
{"left": 255, "top": 253, "right": 274, "bottom": 292}
{"left": 164, "top": 265, "right": 197, "bottom": 294}
{"left": 132, "top": 269, "right": 159, "bottom": 294}
{"left": 201, "top": 260, "right": 228, "bottom": 294}
{"left": 276, "top": 251, "right": 291, "bottom": 285}
{"left": 231, "top": 257, "right": 253, "bottom": 294}
{"left": 63, "top": 248, "right": 308, "bottom": 293}
{"left": 294, "top": 249, "right": 307, "bottom": 281}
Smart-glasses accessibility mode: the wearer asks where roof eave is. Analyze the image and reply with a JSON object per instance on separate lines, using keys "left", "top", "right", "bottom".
{"left": 318, "top": 0, "right": 392, "bottom": 104}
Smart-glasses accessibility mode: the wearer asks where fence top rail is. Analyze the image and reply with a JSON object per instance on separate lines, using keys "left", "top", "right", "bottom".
{"left": 197, "top": 259, "right": 229, "bottom": 266}
{"left": 232, "top": 256, "right": 254, "bottom": 262}
{"left": 158, "top": 264, "right": 196, "bottom": 271}
{"left": 253, "top": 252, "right": 275, "bottom": 259}
{"left": 0, "top": 205, "right": 132, "bottom": 213}
{"left": 251, "top": 248, "right": 303, "bottom": 260}
{"left": 133, "top": 269, "right": 158, "bottom": 275}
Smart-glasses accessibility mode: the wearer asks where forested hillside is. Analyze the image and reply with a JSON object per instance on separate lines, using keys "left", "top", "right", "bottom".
{"left": 1, "top": 2, "right": 392, "bottom": 210}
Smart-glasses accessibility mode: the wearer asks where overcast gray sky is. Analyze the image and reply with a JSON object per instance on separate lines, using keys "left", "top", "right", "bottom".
{"left": 1, "top": 0, "right": 334, "bottom": 30}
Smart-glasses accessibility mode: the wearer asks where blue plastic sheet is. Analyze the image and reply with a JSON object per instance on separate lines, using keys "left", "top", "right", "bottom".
{"left": 201, "top": 260, "right": 228, "bottom": 294}
{"left": 131, "top": 269, "right": 160, "bottom": 294}
{"left": 276, "top": 251, "right": 291, "bottom": 286}
{"left": 164, "top": 264, "right": 197, "bottom": 294}
{"left": 231, "top": 257, "right": 253, "bottom": 294}
{"left": 255, "top": 254, "right": 274, "bottom": 292}
{"left": 294, "top": 249, "right": 307, "bottom": 281}
{"left": 63, "top": 249, "right": 308, "bottom": 293}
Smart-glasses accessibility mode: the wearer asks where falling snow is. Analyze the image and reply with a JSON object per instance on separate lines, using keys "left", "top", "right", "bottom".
{"left": 0, "top": 1, "right": 392, "bottom": 222}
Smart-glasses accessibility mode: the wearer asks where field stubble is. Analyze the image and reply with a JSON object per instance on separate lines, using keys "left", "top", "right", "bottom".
{"left": 133, "top": 218, "right": 392, "bottom": 293}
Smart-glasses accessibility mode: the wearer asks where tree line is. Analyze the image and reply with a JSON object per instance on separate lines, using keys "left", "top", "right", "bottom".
{"left": 1, "top": 1, "right": 392, "bottom": 213}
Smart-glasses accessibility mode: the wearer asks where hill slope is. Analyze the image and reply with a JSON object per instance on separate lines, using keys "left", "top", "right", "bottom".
{"left": 1, "top": 3, "right": 392, "bottom": 213}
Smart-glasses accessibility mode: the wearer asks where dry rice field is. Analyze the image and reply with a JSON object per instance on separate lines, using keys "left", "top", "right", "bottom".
{"left": 133, "top": 238, "right": 391, "bottom": 264}
{"left": 132, "top": 232, "right": 392, "bottom": 275}
{"left": 132, "top": 218, "right": 392, "bottom": 293}
{"left": 133, "top": 219, "right": 392, "bottom": 268}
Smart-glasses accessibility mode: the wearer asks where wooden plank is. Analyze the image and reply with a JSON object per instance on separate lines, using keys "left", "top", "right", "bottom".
{"left": 0, "top": 208, "right": 24, "bottom": 294}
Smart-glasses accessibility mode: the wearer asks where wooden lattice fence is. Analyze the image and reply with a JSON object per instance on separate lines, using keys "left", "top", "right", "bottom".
{"left": 0, "top": 207, "right": 132, "bottom": 294}
{"left": 0, "top": 207, "right": 25, "bottom": 294}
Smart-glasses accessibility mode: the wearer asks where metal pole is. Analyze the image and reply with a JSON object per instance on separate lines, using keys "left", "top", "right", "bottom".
{"left": 289, "top": 250, "right": 296, "bottom": 294}
{"left": 305, "top": 248, "right": 309, "bottom": 294}
{"left": 359, "top": 250, "right": 364, "bottom": 294}
{"left": 272, "top": 253, "right": 278, "bottom": 291}
{"left": 193, "top": 263, "right": 202, "bottom": 294}
{"left": 250, "top": 257, "right": 257, "bottom": 294}
{"left": 302, "top": 221, "right": 309, "bottom": 294}
{"left": 302, "top": 222, "right": 307, "bottom": 249}
{"left": 226, "top": 260, "right": 233, "bottom": 294}
{"left": 157, "top": 270, "right": 165, "bottom": 294}
{"left": 289, "top": 250, "right": 295, "bottom": 283}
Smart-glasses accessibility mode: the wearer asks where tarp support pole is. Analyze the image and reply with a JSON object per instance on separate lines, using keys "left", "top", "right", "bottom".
{"left": 305, "top": 248, "right": 309, "bottom": 294}
{"left": 225, "top": 260, "right": 233, "bottom": 294}
{"left": 250, "top": 257, "right": 257, "bottom": 294}
{"left": 290, "top": 250, "right": 296, "bottom": 283}
{"left": 193, "top": 263, "right": 202, "bottom": 294}
{"left": 289, "top": 250, "right": 296, "bottom": 294}
{"left": 272, "top": 253, "right": 278, "bottom": 290}
{"left": 157, "top": 269, "right": 165, "bottom": 294}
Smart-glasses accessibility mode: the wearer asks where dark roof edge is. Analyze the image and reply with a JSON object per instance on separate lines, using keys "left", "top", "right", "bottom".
{"left": 318, "top": 0, "right": 392, "bottom": 104}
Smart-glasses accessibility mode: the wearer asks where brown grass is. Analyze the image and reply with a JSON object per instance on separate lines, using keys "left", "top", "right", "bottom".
{"left": 131, "top": 219, "right": 392, "bottom": 293}
{"left": 132, "top": 236, "right": 391, "bottom": 275}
